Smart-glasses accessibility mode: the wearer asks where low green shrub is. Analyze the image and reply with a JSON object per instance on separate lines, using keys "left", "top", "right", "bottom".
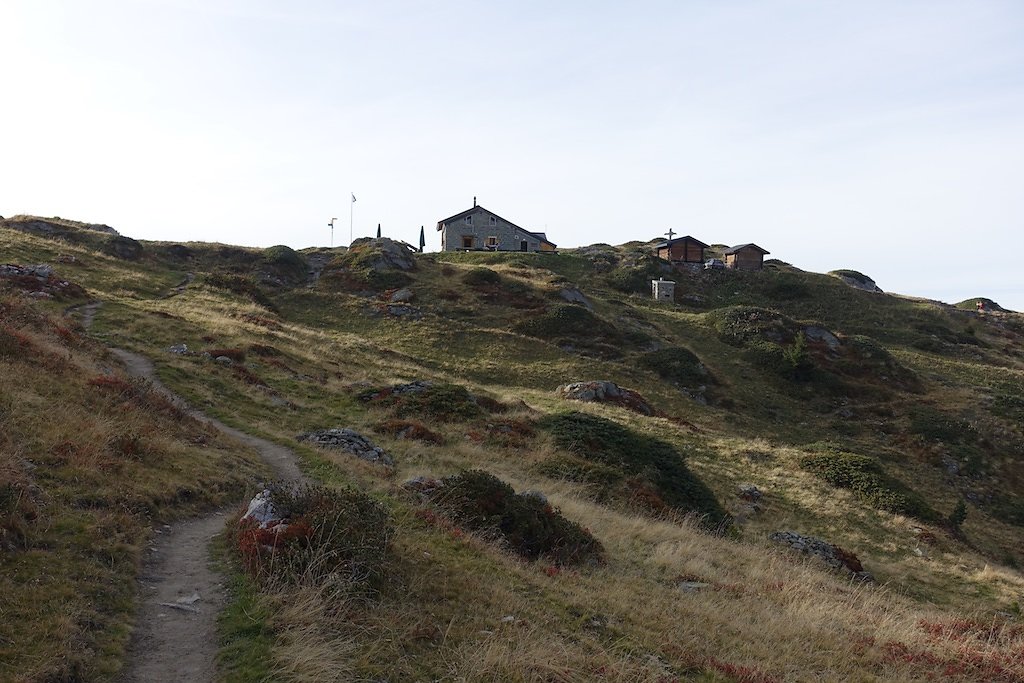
{"left": 515, "top": 305, "right": 607, "bottom": 338}
{"left": 361, "top": 383, "right": 485, "bottom": 422}
{"left": 638, "top": 346, "right": 711, "bottom": 386}
{"left": 431, "top": 470, "right": 604, "bottom": 566}
{"left": 799, "top": 446, "right": 932, "bottom": 519}
{"left": 540, "top": 412, "right": 727, "bottom": 525}
{"left": 462, "top": 267, "right": 502, "bottom": 287}
{"left": 835, "top": 335, "right": 919, "bottom": 389}
{"left": 204, "top": 273, "right": 278, "bottom": 311}
{"left": 262, "top": 245, "right": 308, "bottom": 283}
{"left": 706, "top": 306, "right": 797, "bottom": 347}
{"left": 766, "top": 275, "right": 811, "bottom": 300}
{"left": 908, "top": 406, "right": 979, "bottom": 445}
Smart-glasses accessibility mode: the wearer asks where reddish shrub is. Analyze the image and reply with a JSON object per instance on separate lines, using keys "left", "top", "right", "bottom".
{"left": 248, "top": 343, "right": 281, "bottom": 357}
{"left": 232, "top": 484, "right": 393, "bottom": 585}
{"left": 832, "top": 545, "right": 864, "bottom": 573}
{"left": 88, "top": 375, "right": 135, "bottom": 395}
{"left": 372, "top": 419, "right": 444, "bottom": 444}
{"left": 705, "top": 657, "right": 780, "bottom": 683}
{"left": 0, "top": 325, "right": 34, "bottom": 357}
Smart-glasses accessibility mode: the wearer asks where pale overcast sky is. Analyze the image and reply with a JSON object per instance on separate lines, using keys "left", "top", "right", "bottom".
{"left": 2, "top": 1, "right": 1023, "bottom": 309}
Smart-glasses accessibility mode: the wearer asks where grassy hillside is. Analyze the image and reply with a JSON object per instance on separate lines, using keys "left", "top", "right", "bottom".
{"left": 4, "top": 217, "right": 1024, "bottom": 681}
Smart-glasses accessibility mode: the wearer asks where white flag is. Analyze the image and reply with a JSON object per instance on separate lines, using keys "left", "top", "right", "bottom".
{"left": 351, "top": 193, "right": 356, "bottom": 203}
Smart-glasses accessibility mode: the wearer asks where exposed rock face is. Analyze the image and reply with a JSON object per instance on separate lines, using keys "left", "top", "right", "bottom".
{"left": 296, "top": 428, "right": 394, "bottom": 466}
{"left": 350, "top": 237, "right": 416, "bottom": 272}
{"left": 802, "top": 325, "right": 841, "bottom": 352}
{"left": 769, "top": 531, "right": 873, "bottom": 582}
{"left": 558, "top": 286, "right": 592, "bottom": 310}
{"left": 556, "top": 380, "right": 654, "bottom": 416}
{"left": 831, "top": 271, "right": 883, "bottom": 293}
{"left": 390, "top": 287, "right": 414, "bottom": 303}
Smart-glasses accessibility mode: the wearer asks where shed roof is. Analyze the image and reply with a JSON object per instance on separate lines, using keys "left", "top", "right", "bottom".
{"left": 652, "top": 235, "right": 709, "bottom": 249}
{"left": 723, "top": 243, "right": 770, "bottom": 255}
{"left": 436, "top": 205, "right": 556, "bottom": 247}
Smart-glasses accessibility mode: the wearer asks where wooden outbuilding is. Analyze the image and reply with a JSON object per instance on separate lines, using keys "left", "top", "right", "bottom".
{"left": 654, "top": 235, "right": 708, "bottom": 264}
{"left": 723, "top": 243, "right": 770, "bottom": 271}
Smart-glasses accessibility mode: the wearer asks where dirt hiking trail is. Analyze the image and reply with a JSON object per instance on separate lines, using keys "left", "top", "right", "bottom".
{"left": 106, "top": 347, "right": 305, "bottom": 681}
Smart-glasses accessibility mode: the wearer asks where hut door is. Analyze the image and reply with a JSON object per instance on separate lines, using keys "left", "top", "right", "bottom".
{"left": 520, "top": 240, "right": 528, "bottom": 252}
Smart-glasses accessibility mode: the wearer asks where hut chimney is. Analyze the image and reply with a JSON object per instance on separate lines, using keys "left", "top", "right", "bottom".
{"left": 473, "top": 196, "right": 477, "bottom": 207}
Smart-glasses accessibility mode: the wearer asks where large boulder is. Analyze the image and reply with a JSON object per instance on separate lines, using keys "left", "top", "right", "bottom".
{"left": 556, "top": 380, "right": 654, "bottom": 416}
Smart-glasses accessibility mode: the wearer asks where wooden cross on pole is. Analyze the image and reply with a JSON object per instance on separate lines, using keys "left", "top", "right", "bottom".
{"left": 665, "top": 228, "right": 676, "bottom": 241}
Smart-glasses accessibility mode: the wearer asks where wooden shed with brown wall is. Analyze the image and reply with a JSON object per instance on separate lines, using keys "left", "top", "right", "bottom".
{"left": 654, "top": 236, "right": 709, "bottom": 264}
{"left": 723, "top": 243, "right": 770, "bottom": 270}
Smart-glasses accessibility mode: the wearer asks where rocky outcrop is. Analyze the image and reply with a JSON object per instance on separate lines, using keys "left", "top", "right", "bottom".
{"left": 349, "top": 237, "right": 416, "bottom": 272}
{"left": 1, "top": 216, "right": 119, "bottom": 237}
{"left": 556, "top": 380, "right": 654, "bottom": 416}
{"left": 769, "top": 531, "right": 873, "bottom": 582}
{"left": 558, "top": 286, "right": 592, "bottom": 310}
{"left": 0, "top": 263, "right": 87, "bottom": 299}
{"left": 830, "top": 270, "right": 883, "bottom": 293}
{"left": 802, "top": 325, "right": 841, "bottom": 352}
{"left": 296, "top": 428, "right": 394, "bottom": 466}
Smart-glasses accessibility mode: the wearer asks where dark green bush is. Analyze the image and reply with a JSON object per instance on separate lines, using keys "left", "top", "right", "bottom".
{"left": 948, "top": 499, "right": 968, "bottom": 528}
{"left": 540, "top": 412, "right": 727, "bottom": 525}
{"left": 766, "top": 276, "right": 811, "bottom": 300}
{"left": 361, "top": 383, "right": 484, "bottom": 422}
{"left": 835, "top": 335, "right": 919, "bottom": 389}
{"left": 638, "top": 346, "right": 710, "bottom": 386}
{"left": 908, "top": 406, "right": 978, "bottom": 445}
{"left": 514, "top": 305, "right": 614, "bottom": 339}
{"left": 262, "top": 245, "right": 308, "bottom": 282}
{"left": 706, "top": 306, "right": 797, "bottom": 347}
{"left": 605, "top": 267, "right": 657, "bottom": 294}
{"left": 462, "top": 267, "right": 502, "bottom": 287}
{"left": 533, "top": 455, "right": 625, "bottom": 495}
{"left": 204, "top": 273, "right": 277, "bottom": 311}
{"left": 799, "top": 446, "right": 932, "bottom": 519}
{"left": 432, "top": 470, "right": 605, "bottom": 566}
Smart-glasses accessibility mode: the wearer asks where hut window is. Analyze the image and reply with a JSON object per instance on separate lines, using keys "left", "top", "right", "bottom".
{"left": 464, "top": 216, "right": 473, "bottom": 225}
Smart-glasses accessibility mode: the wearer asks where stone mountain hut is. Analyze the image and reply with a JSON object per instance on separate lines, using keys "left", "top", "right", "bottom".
{"left": 436, "top": 199, "right": 556, "bottom": 253}
{"left": 723, "top": 243, "right": 770, "bottom": 270}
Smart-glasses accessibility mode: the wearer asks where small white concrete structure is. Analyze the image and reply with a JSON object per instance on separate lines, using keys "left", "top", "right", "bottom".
{"left": 652, "top": 278, "right": 676, "bottom": 302}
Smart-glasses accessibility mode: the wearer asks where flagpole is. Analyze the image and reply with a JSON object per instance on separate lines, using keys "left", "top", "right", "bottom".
{"left": 349, "top": 193, "right": 355, "bottom": 247}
